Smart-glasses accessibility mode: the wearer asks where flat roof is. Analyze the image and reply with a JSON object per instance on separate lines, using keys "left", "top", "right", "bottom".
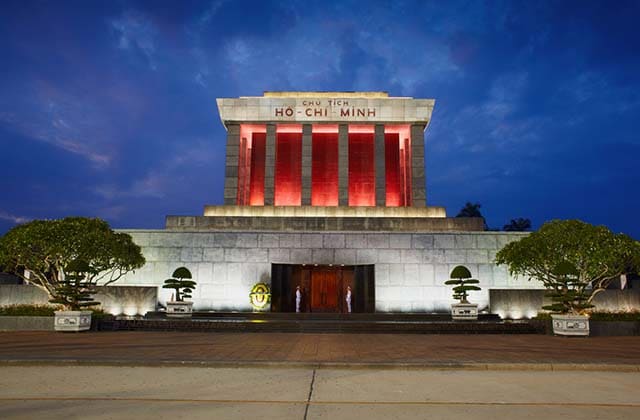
{"left": 261, "top": 91, "right": 391, "bottom": 98}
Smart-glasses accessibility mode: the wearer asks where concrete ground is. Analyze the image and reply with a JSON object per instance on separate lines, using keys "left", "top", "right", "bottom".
{"left": 0, "top": 366, "right": 639, "bottom": 419}
{"left": 1, "top": 332, "right": 640, "bottom": 419}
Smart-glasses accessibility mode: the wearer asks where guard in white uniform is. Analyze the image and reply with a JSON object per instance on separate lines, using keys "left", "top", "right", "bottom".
{"left": 295, "top": 285, "right": 302, "bottom": 313}
{"left": 346, "top": 286, "right": 352, "bottom": 313}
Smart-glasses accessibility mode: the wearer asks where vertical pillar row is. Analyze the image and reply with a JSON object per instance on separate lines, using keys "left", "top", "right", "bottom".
{"left": 410, "top": 124, "right": 426, "bottom": 207}
{"left": 301, "top": 124, "right": 312, "bottom": 206}
{"left": 374, "top": 124, "right": 386, "bottom": 207}
{"left": 338, "top": 124, "right": 349, "bottom": 206}
{"left": 223, "top": 123, "right": 240, "bottom": 205}
{"left": 264, "top": 123, "right": 277, "bottom": 205}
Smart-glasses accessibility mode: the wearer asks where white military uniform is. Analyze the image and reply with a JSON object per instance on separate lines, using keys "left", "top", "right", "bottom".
{"left": 346, "top": 288, "right": 352, "bottom": 313}
{"left": 295, "top": 287, "right": 302, "bottom": 313}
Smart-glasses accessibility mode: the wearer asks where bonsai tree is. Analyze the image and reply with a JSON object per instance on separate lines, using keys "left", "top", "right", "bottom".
{"left": 445, "top": 265, "right": 481, "bottom": 303}
{"left": 0, "top": 217, "right": 145, "bottom": 311}
{"left": 49, "top": 259, "right": 100, "bottom": 311}
{"left": 495, "top": 219, "right": 640, "bottom": 314}
{"left": 163, "top": 267, "right": 196, "bottom": 302}
{"left": 542, "top": 261, "right": 593, "bottom": 314}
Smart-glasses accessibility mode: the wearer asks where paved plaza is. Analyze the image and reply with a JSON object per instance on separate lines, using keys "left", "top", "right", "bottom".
{"left": 1, "top": 332, "right": 640, "bottom": 419}
{"left": 1, "top": 331, "right": 640, "bottom": 368}
{"left": 1, "top": 365, "right": 639, "bottom": 419}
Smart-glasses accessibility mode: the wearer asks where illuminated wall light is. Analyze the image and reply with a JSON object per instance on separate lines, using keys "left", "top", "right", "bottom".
{"left": 109, "top": 305, "right": 122, "bottom": 316}
{"left": 123, "top": 306, "right": 138, "bottom": 316}
{"left": 509, "top": 310, "right": 523, "bottom": 320}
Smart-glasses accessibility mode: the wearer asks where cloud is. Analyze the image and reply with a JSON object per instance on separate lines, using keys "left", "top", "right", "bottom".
{"left": 0, "top": 87, "right": 114, "bottom": 167}
{"left": 0, "top": 210, "right": 30, "bottom": 224}
{"left": 93, "top": 139, "right": 218, "bottom": 201}
{"left": 432, "top": 71, "right": 540, "bottom": 153}
{"left": 110, "top": 11, "right": 158, "bottom": 70}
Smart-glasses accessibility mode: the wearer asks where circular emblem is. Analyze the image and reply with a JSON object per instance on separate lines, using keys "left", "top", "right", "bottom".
{"left": 249, "top": 283, "right": 271, "bottom": 310}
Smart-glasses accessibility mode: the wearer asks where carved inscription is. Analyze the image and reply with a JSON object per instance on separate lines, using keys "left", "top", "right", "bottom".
{"left": 274, "top": 98, "right": 376, "bottom": 120}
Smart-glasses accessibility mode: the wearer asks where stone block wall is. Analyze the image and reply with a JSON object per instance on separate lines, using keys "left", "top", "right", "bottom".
{"left": 0, "top": 285, "right": 157, "bottom": 316}
{"left": 119, "top": 230, "right": 541, "bottom": 312}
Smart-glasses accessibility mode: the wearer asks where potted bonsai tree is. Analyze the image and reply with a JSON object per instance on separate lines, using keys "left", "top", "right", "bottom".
{"left": 49, "top": 259, "right": 98, "bottom": 331}
{"left": 163, "top": 267, "right": 196, "bottom": 318}
{"left": 496, "top": 219, "right": 640, "bottom": 336}
{"left": 544, "top": 261, "right": 592, "bottom": 336}
{"left": 445, "top": 265, "right": 481, "bottom": 320}
{"left": 0, "top": 217, "right": 145, "bottom": 332}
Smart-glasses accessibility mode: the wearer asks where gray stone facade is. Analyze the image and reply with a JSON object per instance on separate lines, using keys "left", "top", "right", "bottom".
{"left": 117, "top": 230, "right": 543, "bottom": 313}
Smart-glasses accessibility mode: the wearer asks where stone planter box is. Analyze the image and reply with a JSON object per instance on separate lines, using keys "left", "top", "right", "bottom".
{"left": 551, "top": 314, "right": 589, "bottom": 336}
{"left": 0, "top": 316, "right": 54, "bottom": 331}
{"left": 166, "top": 301, "right": 193, "bottom": 318}
{"left": 54, "top": 311, "right": 92, "bottom": 332}
{"left": 451, "top": 303, "right": 478, "bottom": 321}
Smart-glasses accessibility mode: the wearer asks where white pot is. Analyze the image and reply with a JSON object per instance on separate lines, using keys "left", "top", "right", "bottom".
{"left": 451, "top": 303, "right": 478, "bottom": 321}
{"left": 551, "top": 314, "right": 590, "bottom": 336}
{"left": 166, "top": 301, "right": 193, "bottom": 318}
{"left": 54, "top": 311, "right": 92, "bottom": 332}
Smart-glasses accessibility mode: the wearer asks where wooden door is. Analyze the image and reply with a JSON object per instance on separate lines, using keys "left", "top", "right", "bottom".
{"left": 311, "top": 268, "right": 339, "bottom": 312}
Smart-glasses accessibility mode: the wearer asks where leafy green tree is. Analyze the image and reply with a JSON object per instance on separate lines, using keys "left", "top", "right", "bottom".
{"left": 0, "top": 217, "right": 145, "bottom": 310}
{"left": 495, "top": 219, "right": 640, "bottom": 314}
{"left": 163, "top": 267, "right": 196, "bottom": 302}
{"left": 444, "top": 265, "right": 481, "bottom": 303}
{"left": 503, "top": 217, "right": 531, "bottom": 231}
{"left": 456, "top": 202, "right": 488, "bottom": 230}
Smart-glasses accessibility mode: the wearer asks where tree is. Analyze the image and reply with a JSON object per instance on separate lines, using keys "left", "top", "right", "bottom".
{"left": 456, "top": 202, "right": 483, "bottom": 218}
{"left": 456, "top": 202, "right": 488, "bottom": 230}
{"left": 0, "top": 217, "right": 145, "bottom": 310}
{"left": 495, "top": 219, "right": 640, "bottom": 314}
{"left": 503, "top": 218, "right": 531, "bottom": 232}
{"left": 444, "top": 265, "right": 481, "bottom": 303}
{"left": 163, "top": 267, "right": 196, "bottom": 302}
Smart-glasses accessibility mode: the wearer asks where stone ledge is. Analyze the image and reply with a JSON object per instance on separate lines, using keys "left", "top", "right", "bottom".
{"left": 166, "top": 215, "right": 484, "bottom": 232}
{"left": 203, "top": 205, "right": 447, "bottom": 218}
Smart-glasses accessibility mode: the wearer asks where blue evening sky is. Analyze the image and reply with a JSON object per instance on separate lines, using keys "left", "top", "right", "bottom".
{"left": 1, "top": 0, "right": 639, "bottom": 237}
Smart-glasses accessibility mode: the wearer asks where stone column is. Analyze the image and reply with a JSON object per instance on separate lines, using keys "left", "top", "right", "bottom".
{"left": 410, "top": 124, "right": 426, "bottom": 207}
{"left": 301, "top": 124, "right": 312, "bottom": 206}
{"left": 264, "top": 123, "right": 277, "bottom": 206}
{"left": 223, "top": 123, "right": 240, "bottom": 205}
{"left": 374, "top": 124, "right": 386, "bottom": 206}
{"left": 338, "top": 124, "right": 349, "bottom": 206}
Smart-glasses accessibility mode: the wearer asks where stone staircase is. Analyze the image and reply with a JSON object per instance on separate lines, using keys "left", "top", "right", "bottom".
{"left": 105, "top": 312, "right": 541, "bottom": 334}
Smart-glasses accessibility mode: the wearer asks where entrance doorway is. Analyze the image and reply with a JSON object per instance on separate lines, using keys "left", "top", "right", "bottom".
{"left": 311, "top": 266, "right": 339, "bottom": 312}
{"left": 270, "top": 264, "right": 375, "bottom": 313}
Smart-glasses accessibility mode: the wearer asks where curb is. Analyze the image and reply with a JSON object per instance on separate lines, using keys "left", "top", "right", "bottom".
{"left": 1, "top": 359, "right": 639, "bottom": 372}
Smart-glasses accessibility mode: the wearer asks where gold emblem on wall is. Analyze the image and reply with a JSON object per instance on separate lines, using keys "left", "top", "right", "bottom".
{"left": 249, "top": 283, "right": 271, "bottom": 310}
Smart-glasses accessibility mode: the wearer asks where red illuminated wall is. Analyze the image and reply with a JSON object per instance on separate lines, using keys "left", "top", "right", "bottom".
{"left": 385, "top": 133, "right": 401, "bottom": 206}
{"left": 274, "top": 132, "right": 302, "bottom": 206}
{"left": 348, "top": 132, "right": 375, "bottom": 206}
{"left": 384, "top": 125, "right": 412, "bottom": 207}
{"left": 402, "top": 137, "right": 412, "bottom": 205}
{"left": 248, "top": 132, "right": 265, "bottom": 205}
{"left": 312, "top": 132, "right": 339, "bottom": 206}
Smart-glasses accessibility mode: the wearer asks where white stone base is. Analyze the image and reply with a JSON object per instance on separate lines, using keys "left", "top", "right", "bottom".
{"left": 551, "top": 314, "right": 590, "bottom": 336}
{"left": 166, "top": 301, "right": 193, "bottom": 318}
{"left": 54, "top": 311, "right": 92, "bottom": 332}
{"left": 451, "top": 303, "right": 478, "bottom": 321}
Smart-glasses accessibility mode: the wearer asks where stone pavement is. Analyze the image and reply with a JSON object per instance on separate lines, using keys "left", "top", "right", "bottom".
{"left": 1, "top": 331, "right": 640, "bottom": 369}
{"left": 1, "top": 366, "right": 639, "bottom": 419}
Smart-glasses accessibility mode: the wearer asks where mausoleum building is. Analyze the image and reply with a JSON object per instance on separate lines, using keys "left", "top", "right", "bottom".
{"left": 117, "top": 92, "right": 543, "bottom": 315}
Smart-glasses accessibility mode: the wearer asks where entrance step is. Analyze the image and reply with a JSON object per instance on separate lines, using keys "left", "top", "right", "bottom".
{"left": 106, "top": 312, "right": 541, "bottom": 334}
